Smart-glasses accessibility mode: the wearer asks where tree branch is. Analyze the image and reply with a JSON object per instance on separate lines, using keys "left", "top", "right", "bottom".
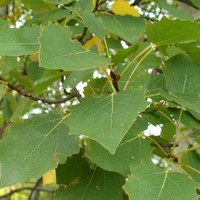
{"left": 131, "top": 0, "right": 142, "bottom": 6}
{"left": 0, "top": 76, "right": 79, "bottom": 105}
{"left": 28, "top": 178, "right": 43, "bottom": 200}
{"left": 0, "top": 121, "right": 9, "bottom": 139}
{"left": 0, "top": 187, "right": 54, "bottom": 199}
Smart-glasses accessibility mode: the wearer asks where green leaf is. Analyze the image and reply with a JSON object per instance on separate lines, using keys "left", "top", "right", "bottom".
{"left": 101, "top": 14, "right": 145, "bottom": 43}
{"left": 146, "top": 74, "right": 166, "bottom": 98}
{"left": 56, "top": 153, "right": 125, "bottom": 200}
{"left": 154, "top": 0, "right": 192, "bottom": 20}
{"left": 73, "top": 2, "right": 105, "bottom": 40}
{"left": 0, "top": 83, "right": 3, "bottom": 101}
{"left": 84, "top": 77, "right": 107, "bottom": 97}
{"left": 27, "top": 61, "right": 44, "bottom": 81}
{"left": 21, "top": 0, "right": 54, "bottom": 12}
{"left": 161, "top": 90, "right": 200, "bottom": 113}
{"left": 26, "top": 9, "right": 71, "bottom": 25}
{"left": 189, "top": 109, "right": 200, "bottom": 121}
{"left": 0, "top": 19, "right": 9, "bottom": 27}
{"left": 0, "top": 26, "right": 40, "bottom": 56}
{"left": 9, "top": 98, "right": 31, "bottom": 122}
{"left": 85, "top": 116, "right": 152, "bottom": 176}
{"left": 191, "top": 0, "right": 200, "bottom": 7}
{"left": 123, "top": 162, "right": 199, "bottom": 200}
{"left": 0, "top": 56, "right": 18, "bottom": 74}
{"left": 0, "top": 113, "right": 79, "bottom": 188}
{"left": 161, "top": 122, "right": 176, "bottom": 141}
{"left": 118, "top": 63, "right": 150, "bottom": 91}
{"left": 33, "top": 69, "right": 63, "bottom": 94}
{"left": 166, "top": 109, "right": 200, "bottom": 129}
{"left": 182, "top": 150, "right": 200, "bottom": 184}
{"left": 85, "top": 136, "right": 152, "bottom": 176}
{"left": 2, "top": 96, "right": 14, "bottom": 121}
{"left": 63, "top": 69, "right": 92, "bottom": 88}
{"left": 48, "top": 0, "right": 74, "bottom": 5}
{"left": 146, "top": 17, "right": 200, "bottom": 45}
{"left": 176, "top": 42, "right": 200, "bottom": 63}
{"left": 68, "top": 89, "right": 148, "bottom": 154}
{"left": 39, "top": 24, "right": 108, "bottom": 70}
{"left": 111, "top": 43, "right": 139, "bottom": 64}
{"left": 0, "top": 0, "right": 11, "bottom": 7}
{"left": 164, "top": 55, "right": 200, "bottom": 94}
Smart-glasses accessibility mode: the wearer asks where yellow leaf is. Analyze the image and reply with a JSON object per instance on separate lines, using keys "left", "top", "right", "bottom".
{"left": 43, "top": 169, "right": 56, "bottom": 185}
{"left": 92, "top": 0, "right": 97, "bottom": 7}
{"left": 83, "top": 36, "right": 105, "bottom": 53}
{"left": 111, "top": 0, "right": 140, "bottom": 17}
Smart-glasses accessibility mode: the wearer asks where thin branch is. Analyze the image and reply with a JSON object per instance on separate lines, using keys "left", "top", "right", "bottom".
{"left": 0, "top": 187, "right": 54, "bottom": 199}
{"left": 123, "top": 47, "right": 153, "bottom": 91}
{"left": 0, "top": 76, "right": 79, "bottom": 105}
{"left": 22, "top": 55, "right": 29, "bottom": 76}
{"left": 101, "top": 68, "right": 116, "bottom": 93}
{"left": 0, "top": 121, "right": 9, "bottom": 139}
{"left": 93, "top": 0, "right": 100, "bottom": 12}
{"left": 28, "top": 177, "right": 42, "bottom": 200}
{"left": 146, "top": 136, "right": 169, "bottom": 157}
{"left": 78, "top": 27, "right": 88, "bottom": 44}
{"left": 131, "top": 0, "right": 142, "bottom": 6}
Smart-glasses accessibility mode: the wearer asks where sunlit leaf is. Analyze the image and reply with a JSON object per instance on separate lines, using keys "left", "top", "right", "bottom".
{"left": 83, "top": 36, "right": 105, "bottom": 53}
{"left": 43, "top": 169, "right": 56, "bottom": 185}
{"left": 111, "top": 0, "right": 140, "bottom": 17}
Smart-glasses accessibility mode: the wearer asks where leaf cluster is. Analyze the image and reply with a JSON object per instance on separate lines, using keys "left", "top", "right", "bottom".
{"left": 1, "top": 0, "right": 200, "bottom": 199}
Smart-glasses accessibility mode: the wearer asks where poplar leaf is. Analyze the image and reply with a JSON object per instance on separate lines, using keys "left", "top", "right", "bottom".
{"left": 43, "top": 169, "right": 56, "bottom": 185}
{"left": 68, "top": 89, "right": 148, "bottom": 154}
{"left": 83, "top": 36, "right": 105, "bottom": 53}
{"left": 111, "top": 0, "right": 140, "bottom": 17}
{"left": 0, "top": 113, "right": 79, "bottom": 188}
{"left": 39, "top": 24, "right": 108, "bottom": 71}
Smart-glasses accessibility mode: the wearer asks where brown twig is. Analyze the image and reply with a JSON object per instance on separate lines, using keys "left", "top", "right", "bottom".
{"left": 0, "top": 121, "right": 9, "bottom": 139}
{"left": 22, "top": 55, "right": 29, "bottom": 76}
{"left": 131, "top": 0, "right": 142, "bottom": 6}
{"left": 110, "top": 70, "right": 120, "bottom": 92}
{"left": 93, "top": 0, "right": 100, "bottom": 12}
{"left": 0, "top": 76, "right": 79, "bottom": 105}
{"left": 78, "top": 27, "right": 88, "bottom": 44}
{"left": 28, "top": 178, "right": 43, "bottom": 200}
{"left": 93, "top": 0, "right": 107, "bottom": 12}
